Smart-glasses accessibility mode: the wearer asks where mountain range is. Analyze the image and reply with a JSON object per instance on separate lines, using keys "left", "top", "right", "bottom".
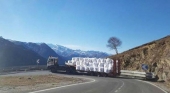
{"left": 48, "top": 44, "right": 110, "bottom": 60}
{"left": 12, "top": 41, "right": 65, "bottom": 65}
{"left": 0, "top": 37, "right": 110, "bottom": 67}
{"left": 0, "top": 37, "right": 46, "bottom": 67}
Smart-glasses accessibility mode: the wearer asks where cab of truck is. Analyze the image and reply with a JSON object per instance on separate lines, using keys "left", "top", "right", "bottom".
{"left": 47, "top": 56, "right": 58, "bottom": 69}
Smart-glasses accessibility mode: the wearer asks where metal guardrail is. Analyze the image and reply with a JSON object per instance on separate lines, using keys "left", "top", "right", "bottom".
{"left": 121, "top": 70, "right": 146, "bottom": 78}
{"left": 0, "top": 65, "right": 47, "bottom": 73}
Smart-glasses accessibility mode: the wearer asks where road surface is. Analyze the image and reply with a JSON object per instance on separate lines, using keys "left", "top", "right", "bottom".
{"left": 0, "top": 71, "right": 166, "bottom": 93}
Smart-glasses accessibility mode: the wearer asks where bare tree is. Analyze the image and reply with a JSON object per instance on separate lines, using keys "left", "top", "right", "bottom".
{"left": 107, "top": 37, "right": 122, "bottom": 54}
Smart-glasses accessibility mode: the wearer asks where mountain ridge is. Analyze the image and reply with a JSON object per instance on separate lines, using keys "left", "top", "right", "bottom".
{"left": 48, "top": 44, "right": 110, "bottom": 60}
{"left": 3, "top": 38, "right": 110, "bottom": 66}
{"left": 0, "top": 37, "right": 46, "bottom": 67}
{"left": 12, "top": 41, "right": 65, "bottom": 65}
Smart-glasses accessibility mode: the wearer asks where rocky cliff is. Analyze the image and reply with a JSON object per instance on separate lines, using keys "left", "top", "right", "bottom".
{"left": 110, "top": 35, "right": 170, "bottom": 81}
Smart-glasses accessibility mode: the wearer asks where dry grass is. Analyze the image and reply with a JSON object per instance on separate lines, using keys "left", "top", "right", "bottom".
{"left": 0, "top": 74, "right": 87, "bottom": 93}
{"left": 0, "top": 74, "right": 85, "bottom": 87}
{"left": 0, "top": 75, "right": 83, "bottom": 87}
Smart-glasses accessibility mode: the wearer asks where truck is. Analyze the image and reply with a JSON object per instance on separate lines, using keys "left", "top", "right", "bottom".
{"left": 47, "top": 56, "right": 121, "bottom": 77}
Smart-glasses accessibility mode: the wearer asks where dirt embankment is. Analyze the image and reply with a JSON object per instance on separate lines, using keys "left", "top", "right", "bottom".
{"left": 110, "top": 35, "right": 170, "bottom": 88}
{"left": 0, "top": 74, "right": 88, "bottom": 93}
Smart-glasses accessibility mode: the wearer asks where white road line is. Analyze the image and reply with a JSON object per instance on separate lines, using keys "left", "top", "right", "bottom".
{"left": 137, "top": 80, "right": 168, "bottom": 93}
{"left": 115, "top": 90, "right": 118, "bottom": 92}
{"left": 29, "top": 78, "right": 96, "bottom": 93}
{"left": 114, "top": 80, "right": 124, "bottom": 93}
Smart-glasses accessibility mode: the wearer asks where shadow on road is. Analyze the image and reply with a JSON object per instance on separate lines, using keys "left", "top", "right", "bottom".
{"left": 51, "top": 70, "right": 146, "bottom": 80}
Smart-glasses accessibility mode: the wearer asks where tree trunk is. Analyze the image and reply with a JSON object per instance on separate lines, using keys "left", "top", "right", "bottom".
{"left": 115, "top": 48, "right": 118, "bottom": 55}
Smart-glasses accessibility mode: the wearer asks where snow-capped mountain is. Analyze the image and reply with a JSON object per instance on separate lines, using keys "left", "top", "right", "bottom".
{"left": 48, "top": 44, "right": 110, "bottom": 60}
{"left": 11, "top": 41, "right": 66, "bottom": 64}
{"left": 0, "top": 37, "right": 47, "bottom": 67}
{"left": 6, "top": 38, "right": 110, "bottom": 65}
{"left": 10, "top": 39, "right": 110, "bottom": 62}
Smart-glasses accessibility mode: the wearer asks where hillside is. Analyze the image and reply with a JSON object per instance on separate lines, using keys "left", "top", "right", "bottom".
{"left": 12, "top": 41, "right": 66, "bottom": 65}
{"left": 48, "top": 44, "right": 110, "bottom": 60}
{"left": 110, "top": 35, "right": 170, "bottom": 81}
{"left": 0, "top": 37, "right": 46, "bottom": 67}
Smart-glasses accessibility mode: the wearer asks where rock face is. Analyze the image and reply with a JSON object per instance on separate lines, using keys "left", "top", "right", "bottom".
{"left": 110, "top": 35, "right": 170, "bottom": 81}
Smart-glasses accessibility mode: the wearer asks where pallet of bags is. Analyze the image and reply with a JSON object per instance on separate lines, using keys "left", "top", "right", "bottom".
{"left": 104, "top": 58, "right": 113, "bottom": 73}
{"left": 98, "top": 59, "right": 104, "bottom": 72}
{"left": 76, "top": 61, "right": 80, "bottom": 70}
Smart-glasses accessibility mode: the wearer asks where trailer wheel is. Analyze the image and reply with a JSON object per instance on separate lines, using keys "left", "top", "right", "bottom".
{"left": 51, "top": 68, "right": 56, "bottom": 73}
{"left": 103, "top": 73, "right": 108, "bottom": 77}
{"left": 89, "top": 72, "right": 94, "bottom": 76}
{"left": 70, "top": 67, "right": 76, "bottom": 75}
{"left": 66, "top": 68, "right": 71, "bottom": 74}
{"left": 97, "top": 73, "right": 100, "bottom": 77}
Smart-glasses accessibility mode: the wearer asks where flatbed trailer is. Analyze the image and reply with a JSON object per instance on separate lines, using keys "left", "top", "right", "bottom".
{"left": 47, "top": 57, "right": 121, "bottom": 77}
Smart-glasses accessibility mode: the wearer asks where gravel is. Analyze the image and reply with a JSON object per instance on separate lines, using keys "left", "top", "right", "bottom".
{"left": 0, "top": 74, "right": 88, "bottom": 93}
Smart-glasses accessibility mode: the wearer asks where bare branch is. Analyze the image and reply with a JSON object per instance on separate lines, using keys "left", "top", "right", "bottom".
{"left": 107, "top": 37, "right": 122, "bottom": 54}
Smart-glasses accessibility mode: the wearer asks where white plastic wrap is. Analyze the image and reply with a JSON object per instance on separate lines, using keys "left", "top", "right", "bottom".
{"left": 72, "top": 57, "right": 81, "bottom": 62}
{"left": 97, "top": 59, "right": 101, "bottom": 63}
{"left": 93, "top": 66, "right": 98, "bottom": 72}
{"left": 76, "top": 61, "right": 80, "bottom": 66}
{"left": 76, "top": 66, "right": 80, "bottom": 70}
{"left": 98, "top": 67, "right": 104, "bottom": 72}
{"left": 104, "top": 63, "right": 109, "bottom": 73}
{"left": 98, "top": 62, "right": 104, "bottom": 72}
{"left": 98, "top": 62, "right": 104, "bottom": 67}
{"left": 79, "top": 57, "right": 83, "bottom": 61}
{"left": 84, "top": 66, "right": 89, "bottom": 71}
{"left": 108, "top": 63, "right": 113, "bottom": 71}
{"left": 89, "top": 62, "right": 93, "bottom": 71}
{"left": 92, "top": 58, "right": 97, "bottom": 63}
{"left": 80, "top": 61, "right": 84, "bottom": 66}
{"left": 89, "top": 66, "right": 94, "bottom": 71}
{"left": 72, "top": 61, "right": 76, "bottom": 65}
{"left": 68, "top": 60, "right": 72, "bottom": 63}
{"left": 71, "top": 57, "right": 114, "bottom": 73}
{"left": 80, "top": 66, "right": 85, "bottom": 71}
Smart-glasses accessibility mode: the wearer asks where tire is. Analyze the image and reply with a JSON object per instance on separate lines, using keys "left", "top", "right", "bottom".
{"left": 51, "top": 68, "right": 55, "bottom": 73}
{"left": 89, "top": 72, "right": 94, "bottom": 76}
{"left": 66, "top": 69, "right": 71, "bottom": 74}
{"left": 97, "top": 73, "right": 100, "bottom": 77}
{"left": 103, "top": 73, "right": 108, "bottom": 77}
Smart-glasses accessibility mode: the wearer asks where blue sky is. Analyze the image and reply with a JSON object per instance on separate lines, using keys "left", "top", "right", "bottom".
{"left": 0, "top": 0, "right": 170, "bottom": 54}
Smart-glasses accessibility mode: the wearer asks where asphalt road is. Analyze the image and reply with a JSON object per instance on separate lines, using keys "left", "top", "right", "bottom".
{"left": 30, "top": 76, "right": 165, "bottom": 93}
{"left": 1, "top": 71, "right": 166, "bottom": 93}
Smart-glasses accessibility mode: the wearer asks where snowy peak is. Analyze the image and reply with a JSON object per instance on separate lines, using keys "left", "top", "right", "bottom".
{"left": 48, "top": 44, "right": 110, "bottom": 59}
{"left": 12, "top": 41, "right": 66, "bottom": 65}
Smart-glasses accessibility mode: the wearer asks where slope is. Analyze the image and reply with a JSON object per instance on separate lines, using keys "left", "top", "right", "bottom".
{"left": 0, "top": 37, "right": 46, "bottom": 67}
{"left": 110, "top": 35, "right": 170, "bottom": 81}
{"left": 12, "top": 41, "right": 65, "bottom": 65}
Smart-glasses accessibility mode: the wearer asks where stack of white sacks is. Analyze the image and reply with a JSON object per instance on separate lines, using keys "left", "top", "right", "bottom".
{"left": 68, "top": 57, "right": 117, "bottom": 73}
